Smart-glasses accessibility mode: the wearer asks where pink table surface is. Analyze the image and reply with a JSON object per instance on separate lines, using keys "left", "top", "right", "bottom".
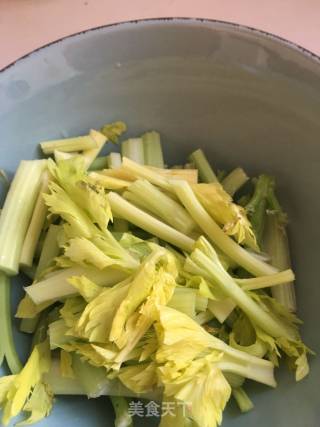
{"left": 1, "top": 0, "right": 320, "bottom": 70}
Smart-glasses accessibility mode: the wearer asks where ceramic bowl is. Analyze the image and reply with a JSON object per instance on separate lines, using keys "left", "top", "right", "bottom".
{"left": 0, "top": 18, "right": 319, "bottom": 427}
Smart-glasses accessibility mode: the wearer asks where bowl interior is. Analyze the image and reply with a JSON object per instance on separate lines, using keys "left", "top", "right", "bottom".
{"left": 1, "top": 19, "right": 320, "bottom": 427}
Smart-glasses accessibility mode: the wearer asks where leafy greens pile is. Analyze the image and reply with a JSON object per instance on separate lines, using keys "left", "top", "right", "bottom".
{"left": 0, "top": 123, "right": 312, "bottom": 427}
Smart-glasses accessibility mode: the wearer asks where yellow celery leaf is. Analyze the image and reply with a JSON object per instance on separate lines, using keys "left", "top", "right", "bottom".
{"left": 1, "top": 341, "right": 51, "bottom": 426}
{"left": 68, "top": 275, "right": 102, "bottom": 302}
{"left": 16, "top": 383, "right": 53, "bottom": 426}
{"left": 60, "top": 350, "right": 75, "bottom": 379}
{"left": 118, "top": 362, "right": 158, "bottom": 393}
{"left": 192, "top": 182, "right": 258, "bottom": 250}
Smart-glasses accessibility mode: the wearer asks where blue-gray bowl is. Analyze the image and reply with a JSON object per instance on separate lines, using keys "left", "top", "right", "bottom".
{"left": 0, "top": 18, "right": 319, "bottom": 427}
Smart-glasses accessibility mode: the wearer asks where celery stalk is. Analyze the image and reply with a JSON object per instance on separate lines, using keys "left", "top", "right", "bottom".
{"left": 89, "top": 156, "right": 109, "bottom": 171}
{"left": 110, "top": 396, "right": 133, "bottom": 427}
{"left": 263, "top": 213, "right": 296, "bottom": 312}
{"left": 0, "top": 273, "right": 22, "bottom": 373}
{"left": 88, "top": 172, "right": 130, "bottom": 190}
{"left": 172, "top": 180, "right": 277, "bottom": 276}
{"left": 188, "top": 149, "right": 218, "bottom": 183}
{"left": 121, "top": 139, "right": 144, "bottom": 164}
{"left": 221, "top": 168, "right": 249, "bottom": 196}
{"left": 0, "top": 160, "right": 47, "bottom": 275}
{"left": 123, "top": 180, "right": 196, "bottom": 234}
{"left": 168, "top": 287, "right": 196, "bottom": 318}
{"left": 107, "top": 152, "right": 122, "bottom": 169}
{"left": 35, "top": 224, "right": 61, "bottom": 278}
{"left": 195, "top": 310, "right": 214, "bottom": 325}
{"left": 108, "top": 192, "right": 195, "bottom": 252}
{"left": 20, "top": 171, "right": 49, "bottom": 267}
{"left": 122, "top": 157, "right": 171, "bottom": 191}
{"left": 54, "top": 150, "right": 78, "bottom": 162}
{"left": 235, "top": 269, "right": 295, "bottom": 291}
{"left": 26, "top": 266, "right": 128, "bottom": 305}
{"left": 82, "top": 129, "right": 108, "bottom": 169}
{"left": 208, "top": 299, "right": 236, "bottom": 323}
{"left": 20, "top": 317, "right": 39, "bottom": 334}
{"left": 232, "top": 387, "right": 254, "bottom": 413}
{"left": 246, "top": 175, "right": 274, "bottom": 245}
{"left": 40, "top": 135, "right": 97, "bottom": 155}
{"left": 191, "top": 249, "right": 295, "bottom": 340}
{"left": 72, "top": 354, "right": 109, "bottom": 398}
{"left": 142, "top": 131, "right": 164, "bottom": 168}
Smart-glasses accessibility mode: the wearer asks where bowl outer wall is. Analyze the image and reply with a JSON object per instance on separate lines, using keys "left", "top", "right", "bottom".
{"left": 0, "top": 18, "right": 319, "bottom": 427}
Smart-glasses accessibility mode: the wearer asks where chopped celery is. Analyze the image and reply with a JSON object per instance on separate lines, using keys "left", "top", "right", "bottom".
{"left": 221, "top": 168, "right": 249, "bottom": 196}
{"left": 235, "top": 269, "right": 295, "bottom": 291}
{"left": 168, "top": 287, "right": 197, "bottom": 318}
{"left": 208, "top": 299, "right": 236, "bottom": 324}
{"left": 232, "top": 387, "right": 254, "bottom": 413}
{"left": 190, "top": 248, "right": 295, "bottom": 340}
{"left": 263, "top": 213, "right": 296, "bottom": 312}
{"left": 20, "top": 171, "right": 49, "bottom": 268}
{"left": 35, "top": 224, "right": 61, "bottom": 278}
{"left": 41, "top": 135, "right": 98, "bottom": 155}
{"left": 89, "top": 155, "right": 109, "bottom": 171}
{"left": 88, "top": 172, "right": 130, "bottom": 190}
{"left": 107, "top": 152, "right": 122, "bottom": 169}
{"left": 108, "top": 192, "right": 195, "bottom": 252}
{"left": 122, "top": 157, "right": 171, "bottom": 191}
{"left": 189, "top": 149, "right": 218, "bottom": 183}
{"left": 0, "top": 273, "right": 22, "bottom": 373}
{"left": 20, "top": 317, "right": 39, "bottom": 334}
{"left": 151, "top": 167, "right": 198, "bottom": 184}
{"left": 224, "top": 373, "right": 245, "bottom": 388}
{"left": 142, "top": 131, "right": 164, "bottom": 168}
{"left": 246, "top": 175, "right": 274, "bottom": 246}
{"left": 195, "top": 310, "right": 214, "bottom": 325}
{"left": 123, "top": 180, "right": 196, "bottom": 234}
{"left": 0, "top": 160, "right": 47, "bottom": 275}
{"left": 26, "top": 266, "right": 129, "bottom": 305}
{"left": 121, "top": 138, "right": 145, "bottom": 164}
{"left": 110, "top": 396, "right": 133, "bottom": 427}
{"left": 172, "top": 180, "right": 277, "bottom": 276}
{"left": 54, "top": 151, "right": 78, "bottom": 162}
{"left": 82, "top": 130, "right": 108, "bottom": 169}
{"left": 100, "top": 121, "right": 127, "bottom": 143}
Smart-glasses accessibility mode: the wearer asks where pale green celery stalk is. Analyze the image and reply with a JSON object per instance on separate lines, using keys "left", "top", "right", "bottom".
{"left": 110, "top": 396, "right": 133, "bottom": 427}
{"left": 45, "top": 359, "right": 161, "bottom": 399}
{"left": 20, "top": 317, "right": 39, "bottom": 334}
{"left": 0, "top": 273, "right": 22, "bottom": 373}
{"left": 82, "top": 129, "right": 107, "bottom": 169}
{"left": 224, "top": 373, "right": 245, "bottom": 388}
{"left": 108, "top": 192, "right": 195, "bottom": 252}
{"left": 172, "top": 180, "right": 277, "bottom": 276}
{"left": 142, "top": 131, "right": 164, "bottom": 168}
{"left": 35, "top": 224, "right": 61, "bottom": 278}
{"left": 195, "top": 310, "right": 214, "bottom": 325}
{"left": 263, "top": 213, "right": 296, "bottom": 312}
{"left": 235, "top": 269, "right": 295, "bottom": 291}
{"left": 208, "top": 299, "right": 236, "bottom": 324}
{"left": 70, "top": 355, "right": 109, "bottom": 398}
{"left": 113, "top": 218, "right": 129, "bottom": 233}
{"left": 196, "top": 294, "right": 208, "bottom": 312}
{"left": 26, "top": 266, "right": 129, "bottom": 305}
{"left": 246, "top": 175, "right": 274, "bottom": 246}
{"left": 89, "top": 156, "right": 109, "bottom": 171}
{"left": 20, "top": 171, "right": 49, "bottom": 267}
{"left": 232, "top": 387, "right": 254, "bottom": 413}
{"left": 123, "top": 180, "right": 196, "bottom": 234}
{"left": 31, "top": 310, "right": 49, "bottom": 348}
{"left": 188, "top": 149, "right": 218, "bottom": 183}
{"left": 122, "top": 157, "right": 172, "bottom": 191}
{"left": 191, "top": 249, "right": 295, "bottom": 340}
{"left": 40, "top": 135, "right": 97, "bottom": 155}
{"left": 107, "top": 152, "right": 122, "bottom": 169}
{"left": 121, "top": 138, "right": 145, "bottom": 164}
{"left": 0, "top": 160, "right": 47, "bottom": 275}
{"left": 168, "top": 287, "right": 196, "bottom": 318}
{"left": 54, "top": 150, "right": 77, "bottom": 162}
{"left": 221, "top": 168, "right": 249, "bottom": 197}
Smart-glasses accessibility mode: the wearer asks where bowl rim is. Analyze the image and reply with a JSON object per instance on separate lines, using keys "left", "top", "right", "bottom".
{"left": 1, "top": 17, "right": 320, "bottom": 74}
